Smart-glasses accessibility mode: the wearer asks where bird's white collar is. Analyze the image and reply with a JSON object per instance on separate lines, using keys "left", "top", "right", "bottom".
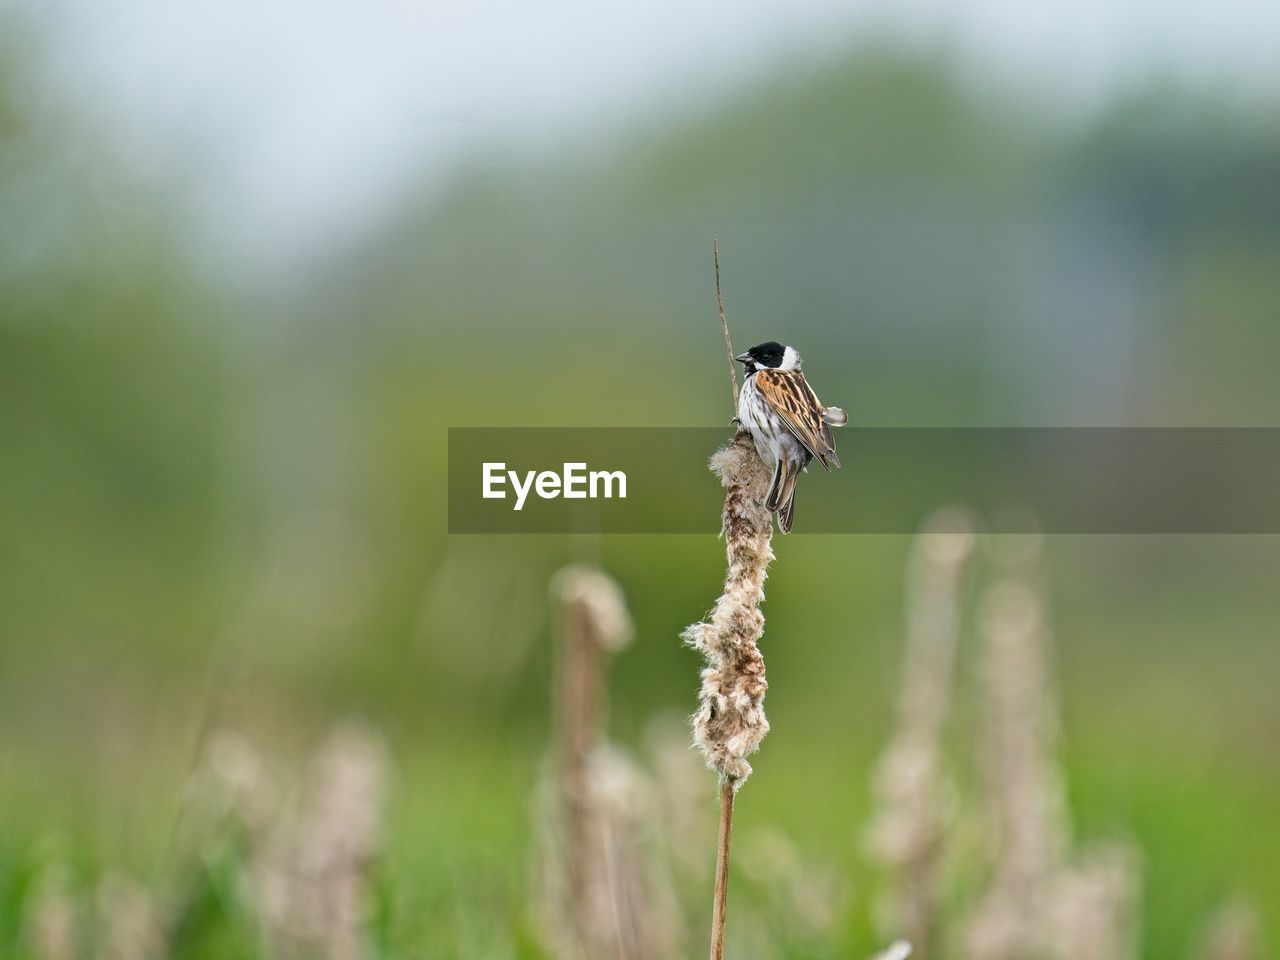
{"left": 777, "top": 346, "right": 801, "bottom": 371}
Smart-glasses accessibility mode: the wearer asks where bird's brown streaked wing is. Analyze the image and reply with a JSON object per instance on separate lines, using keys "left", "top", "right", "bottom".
{"left": 755, "top": 369, "right": 841, "bottom": 470}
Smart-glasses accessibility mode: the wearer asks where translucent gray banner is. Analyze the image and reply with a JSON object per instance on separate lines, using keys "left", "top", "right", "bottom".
{"left": 448, "top": 428, "right": 1280, "bottom": 533}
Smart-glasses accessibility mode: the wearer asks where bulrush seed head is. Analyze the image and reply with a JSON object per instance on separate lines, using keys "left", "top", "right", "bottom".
{"left": 683, "top": 430, "right": 774, "bottom": 790}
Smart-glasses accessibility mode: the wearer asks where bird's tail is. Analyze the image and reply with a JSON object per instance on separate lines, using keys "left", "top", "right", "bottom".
{"left": 766, "top": 458, "right": 801, "bottom": 534}
{"left": 778, "top": 488, "right": 796, "bottom": 533}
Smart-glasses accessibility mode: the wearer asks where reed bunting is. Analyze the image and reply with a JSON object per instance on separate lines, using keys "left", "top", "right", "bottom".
{"left": 735, "top": 341, "right": 846, "bottom": 533}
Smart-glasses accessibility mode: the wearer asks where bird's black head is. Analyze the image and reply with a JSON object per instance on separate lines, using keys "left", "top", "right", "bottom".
{"left": 735, "top": 341, "right": 796, "bottom": 374}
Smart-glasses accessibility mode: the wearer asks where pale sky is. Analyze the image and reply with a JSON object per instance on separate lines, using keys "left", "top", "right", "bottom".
{"left": 23, "top": 0, "right": 1280, "bottom": 272}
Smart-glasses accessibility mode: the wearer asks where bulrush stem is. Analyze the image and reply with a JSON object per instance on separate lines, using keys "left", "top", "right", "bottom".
{"left": 691, "top": 241, "right": 769, "bottom": 960}
{"left": 683, "top": 429, "right": 775, "bottom": 959}
{"left": 709, "top": 782, "right": 735, "bottom": 960}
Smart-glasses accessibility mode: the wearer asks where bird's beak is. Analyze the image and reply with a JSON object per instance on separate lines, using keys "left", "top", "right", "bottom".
{"left": 734, "top": 352, "right": 751, "bottom": 363}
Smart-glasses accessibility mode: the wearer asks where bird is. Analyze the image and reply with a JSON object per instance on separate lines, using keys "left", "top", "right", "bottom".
{"left": 734, "top": 341, "right": 846, "bottom": 533}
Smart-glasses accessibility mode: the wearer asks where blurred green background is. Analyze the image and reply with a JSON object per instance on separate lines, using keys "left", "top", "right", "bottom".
{"left": 1, "top": 4, "right": 1278, "bottom": 958}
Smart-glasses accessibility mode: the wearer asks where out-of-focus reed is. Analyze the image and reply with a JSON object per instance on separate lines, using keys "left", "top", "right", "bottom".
{"left": 252, "top": 722, "right": 388, "bottom": 960}
{"left": 1193, "top": 899, "right": 1263, "bottom": 960}
{"left": 865, "top": 508, "right": 975, "bottom": 957}
{"left": 94, "top": 874, "right": 165, "bottom": 960}
{"left": 963, "top": 534, "right": 1140, "bottom": 960}
{"left": 860, "top": 515, "right": 1269, "bottom": 960}
{"left": 20, "top": 721, "right": 386, "bottom": 960}
{"left": 536, "top": 565, "right": 679, "bottom": 960}
{"left": 14, "top": 516, "right": 1267, "bottom": 960}
{"left": 23, "top": 860, "right": 77, "bottom": 960}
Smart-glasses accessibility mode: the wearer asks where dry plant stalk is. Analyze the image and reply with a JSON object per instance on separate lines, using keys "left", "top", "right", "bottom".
{"left": 684, "top": 433, "right": 774, "bottom": 787}
{"left": 964, "top": 534, "right": 1143, "bottom": 960}
{"left": 981, "top": 579, "right": 1069, "bottom": 885}
{"left": 545, "top": 565, "right": 673, "bottom": 960}
{"left": 683, "top": 429, "right": 775, "bottom": 960}
{"left": 183, "top": 728, "right": 278, "bottom": 845}
{"left": 253, "top": 722, "right": 388, "bottom": 960}
{"left": 95, "top": 873, "right": 164, "bottom": 960}
{"left": 1034, "top": 845, "right": 1140, "bottom": 960}
{"left": 683, "top": 240, "right": 776, "bottom": 960}
{"left": 573, "top": 746, "right": 681, "bottom": 960}
{"left": 24, "top": 863, "right": 77, "bottom": 960}
{"left": 964, "top": 537, "right": 1070, "bottom": 960}
{"left": 553, "top": 566, "right": 634, "bottom": 922}
{"left": 25, "top": 867, "right": 163, "bottom": 960}
{"left": 713, "top": 236, "right": 738, "bottom": 410}
{"left": 866, "top": 508, "right": 975, "bottom": 957}
{"left": 1193, "top": 899, "right": 1263, "bottom": 960}
{"left": 709, "top": 783, "right": 735, "bottom": 960}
